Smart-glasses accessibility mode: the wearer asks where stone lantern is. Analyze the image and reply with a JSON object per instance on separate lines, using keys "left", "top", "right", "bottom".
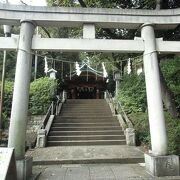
{"left": 48, "top": 68, "right": 57, "bottom": 79}
{"left": 3, "top": 25, "right": 12, "bottom": 37}
{"left": 114, "top": 71, "right": 121, "bottom": 97}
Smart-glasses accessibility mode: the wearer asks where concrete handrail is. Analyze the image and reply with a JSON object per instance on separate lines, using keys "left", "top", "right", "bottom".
{"left": 114, "top": 100, "right": 136, "bottom": 146}
{"left": 41, "top": 101, "right": 54, "bottom": 130}
{"left": 36, "top": 91, "right": 65, "bottom": 147}
{"left": 105, "top": 90, "right": 135, "bottom": 146}
{"left": 105, "top": 90, "right": 133, "bottom": 128}
{"left": 45, "top": 115, "right": 54, "bottom": 136}
{"left": 115, "top": 101, "right": 133, "bottom": 128}
{"left": 104, "top": 91, "right": 116, "bottom": 115}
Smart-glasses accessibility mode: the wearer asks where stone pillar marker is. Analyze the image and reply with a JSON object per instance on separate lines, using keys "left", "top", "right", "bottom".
{"left": 141, "top": 23, "right": 179, "bottom": 176}
{"left": 8, "top": 20, "right": 36, "bottom": 179}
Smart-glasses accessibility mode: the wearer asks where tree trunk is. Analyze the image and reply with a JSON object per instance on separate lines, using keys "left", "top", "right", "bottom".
{"left": 159, "top": 64, "right": 179, "bottom": 118}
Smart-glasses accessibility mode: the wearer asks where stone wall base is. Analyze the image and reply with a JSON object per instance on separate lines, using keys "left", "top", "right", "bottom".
{"left": 16, "top": 156, "right": 32, "bottom": 180}
{"left": 145, "top": 153, "right": 179, "bottom": 177}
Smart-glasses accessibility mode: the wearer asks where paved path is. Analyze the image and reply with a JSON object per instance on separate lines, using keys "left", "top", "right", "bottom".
{"left": 32, "top": 164, "right": 180, "bottom": 180}
{"left": 28, "top": 146, "right": 180, "bottom": 179}
{"left": 26, "top": 145, "right": 144, "bottom": 165}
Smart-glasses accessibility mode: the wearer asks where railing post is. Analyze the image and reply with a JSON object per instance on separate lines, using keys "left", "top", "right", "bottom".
{"left": 56, "top": 103, "right": 58, "bottom": 115}
{"left": 125, "top": 128, "right": 136, "bottom": 146}
{"left": 51, "top": 102, "right": 54, "bottom": 115}
{"left": 62, "top": 90, "right": 67, "bottom": 102}
{"left": 36, "top": 129, "right": 46, "bottom": 148}
{"left": 104, "top": 91, "right": 107, "bottom": 99}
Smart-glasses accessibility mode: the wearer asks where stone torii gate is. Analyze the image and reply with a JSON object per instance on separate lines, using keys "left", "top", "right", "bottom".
{"left": 0, "top": 4, "right": 180, "bottom": 179}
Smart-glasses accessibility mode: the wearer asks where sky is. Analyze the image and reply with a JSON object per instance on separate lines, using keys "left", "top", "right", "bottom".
{"left": 0, "top": 0, "right": 47, "bottom": 6}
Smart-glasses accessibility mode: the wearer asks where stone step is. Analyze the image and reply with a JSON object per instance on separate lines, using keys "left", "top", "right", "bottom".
{"left": 51, "top": 122, "right": 120, "bottom": 127}
{"left": 61, "top": 111, "right": 111, "bottom": 114}
{"left": 47, "top": 139, "right": 126, "bottom": 146}
{"left": 60, "top": 113, "right": 112, "bottom": 116}
{"left": 66, "top": 100, "right": 107, "bottom": 103}
{"left": 54, "top": 116, "right": 117, "bottom": 122}
{"left": 47, "top": 135, "right": 125, "bottom": 141}
{"left": 64, "top": 100, "right": 107, "bottom": 105}
{"left": 63, "top": 104, "right": 109, "bottom": 109}
{"left": 64, "top": 100, "right": 108, "bottom": 105}
{"left": 53, "top": 119, "right": 117, "bottom": 123}
{"left": 64, "top": 104, "right": 108, "bottom": 107}
{"left": 62, "top": 107, "right": 110, "bottom": 110}
{"left": 63, "top": 104, "right": 109, "bottom": 107}
{"left": 49, "top": 130, "right": 124, "bottom": 136}
{"left": 64, "top": 102, "right": 108, "bottom": 105}
{"left": 47, "top": 99, "right": 124, "bottom": 147}
{"left": 61, "top": 109, "right": 111, "bottom": 113}
{"left": 50, "top": 126, "right": 122, "bottom": 131}
{"left": 56, "top": 116, "right": 116, "bottom": 119}
{"left": 29, "top": 145, "right": 145, "bottom": 165}
{"left": 33, "top": 157, "right": 144, "bottom": 165}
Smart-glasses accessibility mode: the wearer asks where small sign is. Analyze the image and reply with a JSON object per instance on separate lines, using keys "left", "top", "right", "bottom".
{"left": 0, "top": 148, "right": 17, "bottom": 180}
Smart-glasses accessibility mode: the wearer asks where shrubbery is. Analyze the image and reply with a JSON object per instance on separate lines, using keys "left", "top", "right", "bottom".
{"left": 1, "top": 77, "right": 57, "bottom": 127}
{"left": 29, "top": 77, "right": 57, "bottom": 115}
{"left": 166, "top": 113, "right": 180, "bottom": 155}
{"left": 118, "top": 74, "right": 147, "bottom": 113}
{"left": 160, "top": 57, "right": 180, "bottom": 110}
{"left": 3, "top": 81, "right": 14, "bottom": 117}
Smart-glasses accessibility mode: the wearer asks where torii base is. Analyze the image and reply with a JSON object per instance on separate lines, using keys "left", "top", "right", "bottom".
{"left": 145, "top": 153, "right": 179, "bottom": 177}
{"left": 16, "top": 156, "right": 33, "bottom": 180}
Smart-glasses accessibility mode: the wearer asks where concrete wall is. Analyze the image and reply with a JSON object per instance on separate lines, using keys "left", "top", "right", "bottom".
{"left": 26, "top": 115, "right": 45, "bottom": 148}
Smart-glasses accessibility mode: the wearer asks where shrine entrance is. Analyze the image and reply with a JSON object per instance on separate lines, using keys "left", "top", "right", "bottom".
{"left": 1, "top": 4, "right": 180, "bottom": 178}
{"left": 65, "top": 63, "right": 106, "bottom": 99}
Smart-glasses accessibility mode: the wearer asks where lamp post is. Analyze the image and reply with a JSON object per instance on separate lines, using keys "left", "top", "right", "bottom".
{"left": 156, "top": 0, "right": 162, "bottom": 9}
{"left": 0, "top": 25, "right": 12, "bottom": 139}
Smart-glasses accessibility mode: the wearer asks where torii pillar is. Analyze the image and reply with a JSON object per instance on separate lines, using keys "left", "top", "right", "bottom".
{"left": 141, "top": 23, "right": 179, "bottom": 176}
{"left": 8, "top": 20, "right": 36, "bottom": 179}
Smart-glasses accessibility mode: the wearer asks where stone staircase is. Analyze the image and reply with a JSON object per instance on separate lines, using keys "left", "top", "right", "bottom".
{"left": 47, "top": 99, "right": 126, "bottom": 146}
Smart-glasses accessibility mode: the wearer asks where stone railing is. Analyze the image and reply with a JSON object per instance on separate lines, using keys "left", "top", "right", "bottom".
{"left": 104, "top": 91, "right": 136, "bottom": 146}
{"left": 36, "top": 90, "right": 67, "bottom": 148}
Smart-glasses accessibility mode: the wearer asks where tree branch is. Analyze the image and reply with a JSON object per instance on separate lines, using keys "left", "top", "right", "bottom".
{"left": 41, "top": 27, "right": 51, "bottom": 38}
{"left": 78, "top": 0, "right": 87, "bottom": 7}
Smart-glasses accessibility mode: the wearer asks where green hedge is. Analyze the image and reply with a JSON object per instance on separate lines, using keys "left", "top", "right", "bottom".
{"left": 160, "top": 57, "right": 180, "bottom": 110}
{"left": 128, "top": 112, "right": 180, "bottom": 155}
{"left": 1, "top": 77, "right": 57, "bottom": 127}
{"left": 3, "top": 81, "right": 14, "bottom": 117}
{"left": 29, "top": 77, "right": 57, "bottom": 115}
{"left": 2, "top": 81, "right": 14, "bottom": 128}
{"left": 166, "top": 113, "right": 180, "bottom": 155}
{"left": 118, "top": 74, "right": 147, "bottom": 113}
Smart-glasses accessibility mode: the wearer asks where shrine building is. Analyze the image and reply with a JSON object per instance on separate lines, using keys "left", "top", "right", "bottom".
{"left": 64, "top": 63, "right": 107, "bottom": 99}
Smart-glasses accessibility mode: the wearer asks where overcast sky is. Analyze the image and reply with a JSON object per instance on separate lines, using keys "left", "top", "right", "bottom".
{"left": 0, "top": 0, "right": 47, "bottom": 6}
